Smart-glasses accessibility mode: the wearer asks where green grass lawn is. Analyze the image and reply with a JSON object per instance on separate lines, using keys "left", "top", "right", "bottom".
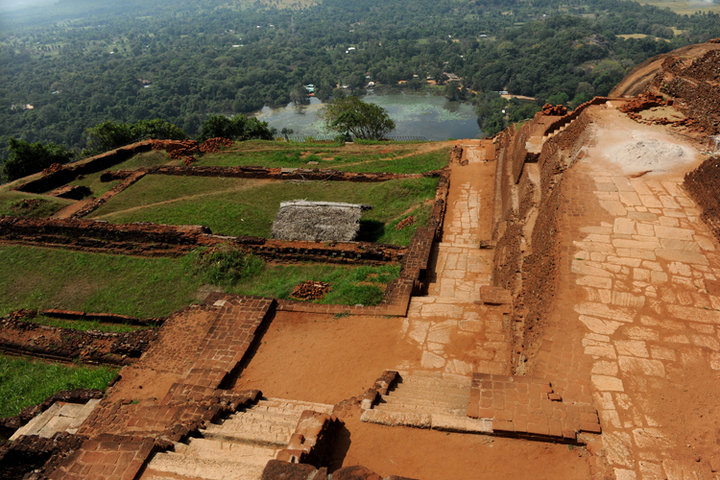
{"left": 20, "top": 315, "right": 147, "bottom": 333}
{"left": 69, "top": 150, "right": 173, "bottom": 197}
{"left": 225, "top": 263, "right": 400, "bottom": 306}
{"left": 193, "top": 139, "right": 448, "bottom": 173}
{"left": 0, "top": 190, "right": 73, "bottom": 218}
{"left": 334, "top": 148, "right": 450, "bottom": 173}
{"left": 0, "top": 355, "right": 118, "bottom": 418}
{"left": 89, "top": 176, "right": 438, "bottom": 245}
{"left": 0, "top": 245, "right": 401, "bottom": 318}
{"left": 0, "top": 245, "right": 201, "bottom": 318}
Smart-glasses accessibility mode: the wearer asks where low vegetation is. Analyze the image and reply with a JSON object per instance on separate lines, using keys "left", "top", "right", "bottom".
{"left": 0, "top": 245, "right": 201, "bottom": 318}
{"left": 0, "top": 354, "right": 118, "bottom": 418}
{"left": 227, "top": 263, "right": 400, "bottom": 306}
{"left": 20, "top": 315, "right": 146, "bottom": 333}
{"left": 0, "top": 245, "right": 402, "bottom": 319}
{"left": 0, "top": 191, "right": 72, "bottom": 217}
{"left": 89, "top": 176, "right": 439, "bottom": 245}
{"left": 193, "top": 140, "right": 447, "bottom": 174}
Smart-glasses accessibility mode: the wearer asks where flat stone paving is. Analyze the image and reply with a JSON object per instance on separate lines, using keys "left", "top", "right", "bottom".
{"left": 397, "top": 142, "right": 512, "bottom": 376}
{"left": 532, "top": 107, "right": 720, "bottom": 480}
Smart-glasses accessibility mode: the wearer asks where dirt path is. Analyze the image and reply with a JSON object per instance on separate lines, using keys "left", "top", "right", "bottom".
{"left": 530, "top": 105, "right": 720, "bottom": 479}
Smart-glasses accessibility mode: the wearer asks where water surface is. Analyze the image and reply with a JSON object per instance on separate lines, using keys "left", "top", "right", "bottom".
{"left": 254, "top": 93, "right": 481, "bottom": 140}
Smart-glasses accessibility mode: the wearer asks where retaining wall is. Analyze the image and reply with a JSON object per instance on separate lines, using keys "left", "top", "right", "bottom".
{"left": 684, "top": 156, "right": 720, "bottom": 241}
{"left": 491, "top": 105, "right": 596, "bottom": 366}
{"left": 13, "top": 140, "right": 157, "bottom": 194}
{"left": 0, "top": 215, "right": 406, "bottom": 263}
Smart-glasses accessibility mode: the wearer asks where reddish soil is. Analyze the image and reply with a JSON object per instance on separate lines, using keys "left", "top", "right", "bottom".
{"left": 339, "top": 408, "right": 592, "bottom": 480}
{"left": 233, "top": 311, "right": 421, "bottom": 404}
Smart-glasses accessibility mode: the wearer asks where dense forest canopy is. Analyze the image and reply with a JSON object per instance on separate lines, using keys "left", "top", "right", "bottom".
{"left": 1, "top": 0, "right": 720, "bottom": 161}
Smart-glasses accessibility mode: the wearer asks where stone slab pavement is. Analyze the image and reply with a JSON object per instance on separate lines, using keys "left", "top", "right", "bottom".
{"left": 530, "top": 112, "right": 720, "bottom": 480}
{"left": 397, "top": 141, "right": 513, "bottom": 376}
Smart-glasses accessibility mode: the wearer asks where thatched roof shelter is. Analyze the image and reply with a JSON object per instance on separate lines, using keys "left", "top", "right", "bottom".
{"left": 271, "top": 200, "right": 371, "bottom": 242}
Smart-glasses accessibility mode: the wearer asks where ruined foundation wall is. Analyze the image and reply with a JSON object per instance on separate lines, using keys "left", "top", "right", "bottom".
{"left": 492, "top": 108, "right": 595, "bottom": 366}
{"left": 13, "top": 141, "right": 157, "bottom": 194}
{"left": 684, "top": 156, "right": 720, "bottom": 241}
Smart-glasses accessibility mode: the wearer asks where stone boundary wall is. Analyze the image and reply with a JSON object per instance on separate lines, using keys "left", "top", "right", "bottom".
{"left": 0, "top": 215, "right": 405, "bottom": 264}
{"left": 0, "top": 316, "right": 158, "bottom": 366}
{"left": 118, "top": 164, "right": 439, "bottom": 183}
{"left": 13, "top": 140, "right": 157, "bottom": 194}
{"left": 510, "top": 122, "right": 533, "bottom": 184}
{"left": 541, "top": 97, "right": 615, "bottom": 138}
{"left": 684, "top": 156, "right": 720, "bottom": 240}
{"left": 492, "top": 108, "right": 595, "bottom": 366}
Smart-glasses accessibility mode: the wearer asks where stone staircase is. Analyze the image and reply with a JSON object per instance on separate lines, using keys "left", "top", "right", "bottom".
{"left": 361, "top": 371, "right": 492, "bottom": 434}
{"left": 142, "top": 397, "right": 334, "bottom": 480}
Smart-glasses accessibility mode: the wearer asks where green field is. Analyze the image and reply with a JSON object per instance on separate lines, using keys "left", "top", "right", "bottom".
{"left": 194, "top": 141, "right": 448, "bottom": 174}
{"left": 89, "top": 176, "right": 438, "bottom": 246}
{"left": 0, "top": 190, "right": 73, "bottom": 218}
{"left": 68, "top": 150, "right": 174, "bottom": 197}
{"left": 0, "top": 354, "right": 118, "bottom": 418}
{"left": 0, "top": 245, "right": 401, "bottom": 318}
{"left": 20, "top": 315, "right": 147, "bottom": 333}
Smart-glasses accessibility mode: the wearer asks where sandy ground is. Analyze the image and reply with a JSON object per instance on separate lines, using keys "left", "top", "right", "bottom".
{"left": 339, "top": 408, "right": 592, "bottom": 480}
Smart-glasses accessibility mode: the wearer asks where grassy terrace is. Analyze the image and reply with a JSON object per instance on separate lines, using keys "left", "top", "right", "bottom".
{"left": 0, "top": 245, "right": 401, "bottom": 319}
{"left": 89, "top": 176, "right": 438, "bottom": 246}
{"left": 0, "top": 354, "right": 118, "bottom": 418}
{"left": 68, "top": 150, "right": 174, "bottom": 197}
{"left": 20, "top": 315, "right": 147, "bottom": 333}
{"left": 0, "top": 190, "right": 73, "bottom": 218}
{"left": 195, "top": 140, "right": 451, "bottom": 174}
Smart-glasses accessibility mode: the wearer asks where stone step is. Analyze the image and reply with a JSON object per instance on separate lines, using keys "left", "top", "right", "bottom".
{"left": 222, "top": 410, "right": 300, "bottom": 429}
{"left": 255, "top": 398, "right": 334, "bottom": 414}
{"left": 146, "top": 453, "right": 265, "bottom": 480}
{"left": 384, "top": 384, "right": 470, "bottom": 398}
{"left": 142, "top": 470, "right": 208, "bottom": 480}
{"left": 374, "top": 401, "right": 466, "bottom": 416}
{"left": 202, "top": 423, "right": 292, "bottom": 448}
{"left": 396, "top": 377, "right": 472, "bottom": 392}
{"left": 379, "top": 396, "right": 468, "bottom": 412}
{"left": 393, "top": 379, "right": 471, "bottom": 392}
{"left": 361, "top": 408, "right": 492, "bottom": 434}
{"left": 175, "top": 438, "right": 278, "bottom": 466}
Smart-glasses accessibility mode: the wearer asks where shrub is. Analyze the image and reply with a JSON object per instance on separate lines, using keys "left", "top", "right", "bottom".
{"left": 190, "top": 247, "right": 264, "bottom": 287}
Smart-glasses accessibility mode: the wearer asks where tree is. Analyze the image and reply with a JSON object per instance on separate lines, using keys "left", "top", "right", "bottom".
{"left": 280, "top": 127, "right": 294, "bottom": 141}
{"left": 320, "top": 96, "right": 395, "bottom": 140}
{"left": 198, "top": 114, "right": 274, "bottom": 142}
{"left": 3, "top": 138, "right": 74, "bottom": 181}
{"left": 86, "top": 119, "right": 187, "bottom": 152}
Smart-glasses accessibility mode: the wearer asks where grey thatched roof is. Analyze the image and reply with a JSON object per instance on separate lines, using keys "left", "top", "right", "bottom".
{"left": 271, "top": 200, "right": 371, "bottom": 242}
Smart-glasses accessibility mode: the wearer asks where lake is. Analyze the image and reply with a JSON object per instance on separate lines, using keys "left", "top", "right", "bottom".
{"left": 253, "top": 93, "right": 482, "bottom": 141}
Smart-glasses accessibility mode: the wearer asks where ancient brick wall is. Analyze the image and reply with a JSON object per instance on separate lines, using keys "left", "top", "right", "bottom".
{"left": 0, "top": 315, "right": 157, "bottom": 366}
{"left": 684, "top": 156, "right": 720, "bottom": 241}
{"left": 13, "top": 141, "right": 157, "bottom": 194}
{"left": 0, "top": 215, "right": 406, "bottom": 263}
{"left": 491, "top": 108, "right": 595, "bottom": 366}
{"left": 140, "top": 164, "right": 438, "bottom": 182}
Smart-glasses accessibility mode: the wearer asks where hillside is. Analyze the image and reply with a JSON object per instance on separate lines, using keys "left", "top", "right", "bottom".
{"left": 2, "top": 0, "right": 720, "bottom": 160}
